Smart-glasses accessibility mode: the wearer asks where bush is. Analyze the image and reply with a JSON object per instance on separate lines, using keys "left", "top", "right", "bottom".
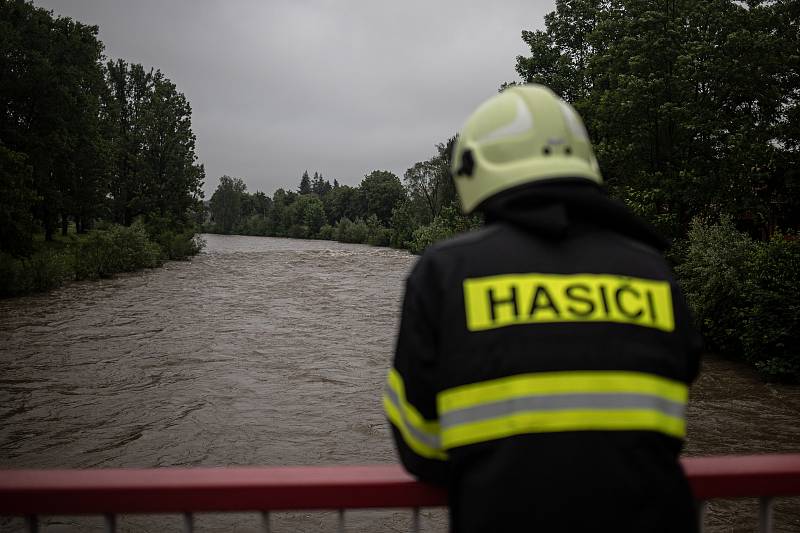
{"left": 675, "top": 217, "right": 754, "bottom": 356}
{"left": 408, "top": 205, "right": 482, "bottom": 254}
{"left": 676, "top": 217, "right": 800, "bottom": 381}
{"left": 738, "top": 236, "right": 800, "bottom": 380}
{"left": 141, "top": 216, "right": 204, "bottom": 260}
{"left": 317, "top": 224, "right": 335, "bottom": 240}
{"left": 389, "top": 200, "right": 421, "bottom": 249}
{"left": 287, "top": 224, "right": 310, "bottom": 239}
{"left": 0, "top": 249, "right": 72, "bottom": 297}
{"left": 74, "top": 223, "right": 162, "bottom": 280}
{"left": 335, "top": 217, "right": 369, "bottom": 244}
{"left": 2, "top": 218, "right": 203, "bottom": 298}
{"left": 365, "top": 214, "right": 391, "bottom": 246}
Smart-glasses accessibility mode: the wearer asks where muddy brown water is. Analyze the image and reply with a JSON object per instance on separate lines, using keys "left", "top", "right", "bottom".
{"left": 0, "top": 234, "right": 798, "bottom": 532}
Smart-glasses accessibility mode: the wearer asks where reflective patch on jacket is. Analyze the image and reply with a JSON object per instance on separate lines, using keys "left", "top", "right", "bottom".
{"left": 437, "top": 371, "right": 688, "bottom": 449}
{"left": 463, "top": 272, "right": 674, "bottom": 332}
{"left": 383, "top": 368, "right": 447, "bottom": 460}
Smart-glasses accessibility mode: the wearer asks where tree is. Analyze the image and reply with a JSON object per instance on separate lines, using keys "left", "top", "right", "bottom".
{"left": 104, "top": 61, "right": 203, "bottom": 226}
{"left": 0, "top": 1, "right": 107, "bottom": 240}
{"left": 251, "top": 191, "right": 272, "bottom": 218}
{"left": 286, "top": 194, "right": 325, "bottom": 237}
{"left": 311, "top": 171, "right": 332, "bottom": 196}
{"left": 104, "top": 60, "right": 152, "bottom": 226}
{"left": 209, "top": 175, "right": 246, "bottom": 233}
{"left": 138, "top": 71, "right": 204, "bottom": 222}
{"left": 0, "top": 145, "right": 35, "bottom": 255}
{"left": 403, "top": 138, "right": 457, "bottom": 223}
{"left": 269, "top": 188, "right": 288, "bottom": 236}
{"left": 298, "top": 170, "right": 311, "bottom": 194}
{"left": 323, "top": 184, "right": 362, "bottom": 224}
{"left": 359, "top": 170, "right": 405, "bottom": 224}
{"left": 515, "top": 0, "right": 800, "bottom": 239}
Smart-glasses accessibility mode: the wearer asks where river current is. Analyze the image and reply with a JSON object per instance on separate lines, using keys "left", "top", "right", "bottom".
{"left": 1, "top": 234, "right": 798, "bottom": 532}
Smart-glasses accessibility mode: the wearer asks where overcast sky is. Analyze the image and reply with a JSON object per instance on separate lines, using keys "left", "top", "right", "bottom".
{"left": 35, "top": 1, "right": 554, "bottom": 196}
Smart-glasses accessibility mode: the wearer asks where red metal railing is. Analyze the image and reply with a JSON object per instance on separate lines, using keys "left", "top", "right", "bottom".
{"left": 1, "top": 455, "right": 799, "bottom": 532}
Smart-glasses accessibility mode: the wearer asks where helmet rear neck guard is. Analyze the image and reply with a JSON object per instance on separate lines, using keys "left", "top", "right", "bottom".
{"left": 451, "top": 84, "right": 602, "bottom": 214}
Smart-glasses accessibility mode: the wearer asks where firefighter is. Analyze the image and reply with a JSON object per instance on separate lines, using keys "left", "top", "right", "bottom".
{"left": 384, "top": 84, "right": 701, "bottom": 532}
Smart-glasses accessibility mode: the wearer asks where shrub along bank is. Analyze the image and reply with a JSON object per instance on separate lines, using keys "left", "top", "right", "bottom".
{"left": 0, "top": 220, "right": 203, "bottom": 298}
{"left": 676, "top": 218, "right": 800, "bottom": 382}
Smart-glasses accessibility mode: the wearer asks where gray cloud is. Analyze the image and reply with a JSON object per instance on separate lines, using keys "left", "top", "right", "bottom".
{"left": 34, "top": 0, "right": 553, "bottom": 196}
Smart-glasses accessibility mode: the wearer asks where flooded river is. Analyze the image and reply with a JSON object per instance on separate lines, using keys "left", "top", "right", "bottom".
{"left": 1, "top": 234, "right": 798, "bottom": 532}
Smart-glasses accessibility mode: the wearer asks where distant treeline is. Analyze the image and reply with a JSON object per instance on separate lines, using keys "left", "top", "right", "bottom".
{"left": 205, "top": 139, "right": 481, "bottom": 254}
{"left": 0, "top": 1, "right": 205, "bottom": 295}
{"left": 207, "top": 0, "right": 799, "bottom": 381}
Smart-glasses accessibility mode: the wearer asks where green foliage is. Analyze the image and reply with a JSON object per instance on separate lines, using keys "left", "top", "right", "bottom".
{"left": 612, "top": 182, "right": 680, "bottom": 243}
{"left": 403, "top": 138, "right": 457, "bottom": 224}
{"left": 141, "top": 215, "right": 204, "bottom": 260}
{"left": 335, "top": 217, "right": 369, "bottom": 244}
{"left": 287, "top": 224, "right": 310, "bottom": 239}
{"left": 408, "top": 205, "right": 483, "bottom": 255}
{"left": 676, "top": 218, "right": 754, "bottom": 355}
{"left": 0, "top": 144, "right": 35, "bottom": 255}
{"left": 515, "top": 0, "right": 800, "bottom": 241}
{"left": 677, "top": 218, "right": 800, "bottom": 381}
{"left": 365, "top": 214, "right": 391, "bottom": 246}
{"left": 298, "top": 170, "right": 311, "bottom": 195}
{"left": 209, "top": 175, "right": 247, "bottom": 234}
{"left": 0, "top": 0, "right": 108, "bottom": 239}
{"left": 288, "top": 195, "right": 325, "bottom": 236}
{"left": 0, "top": 1, "right": 203, "bottom": 242}
{"left": 0, "top": 249, "right": 73, "bottom": 297}
{"left": 317, "top": 224, "right": 335, "bottom": 240}
{"left": 738, "top": 236, "right": 800, "bottom": 381}
{"left": 389, "top": 200, "right": 422, "bottom": 249}
{"left": 73, "top": 222, "right": 162, "bottom": 280}
{"left": 359, "top": 170, "right": 405, "bottom": 224}
{"left": 104, "top": 60, "right": 205, "bottom": 227}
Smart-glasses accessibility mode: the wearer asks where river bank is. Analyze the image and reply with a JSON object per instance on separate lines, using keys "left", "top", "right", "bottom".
{"left": 0, "top": 222, "right": 203, "bottom": 298}
{"left": 0, "top": 235, "right": 797, "bottom": 532}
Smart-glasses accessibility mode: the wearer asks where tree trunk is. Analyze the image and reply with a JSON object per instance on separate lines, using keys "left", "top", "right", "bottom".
{"left": 61, "top": 214, "right": 69, "bottom": 236}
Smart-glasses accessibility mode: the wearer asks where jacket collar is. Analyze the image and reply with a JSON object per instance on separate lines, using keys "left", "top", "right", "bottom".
{"left": 479, "top": 180, "right": 668, "bottom": 251}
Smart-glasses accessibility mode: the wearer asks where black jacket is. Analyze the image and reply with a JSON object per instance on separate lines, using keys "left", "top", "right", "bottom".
{"left": 384, "top": 182, "right": 702, "bottom": 533}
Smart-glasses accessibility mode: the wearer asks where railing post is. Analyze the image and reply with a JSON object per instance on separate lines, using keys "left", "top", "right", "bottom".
{"left": 338, "top": 509, "right": 345, "bottom": 533}
{"left": 696, "top": 500, "right": 707, "bottom": 533}
{"left": 104, "top": 513, "right": 117, "bottom": 533}
{"left": 25, "top": 515, "right": 38, "bottom": 533}
{"left": 183, "top": 511, "right": 195, "bottom": 533}
{"left": 261, "top": 511, "right": 271, "bottom": 533}
{"left": 412, "top": 507, "right": 421, "bottom": 533}
{"left": 758, "top": 497, "right": 774, "bottom": 533}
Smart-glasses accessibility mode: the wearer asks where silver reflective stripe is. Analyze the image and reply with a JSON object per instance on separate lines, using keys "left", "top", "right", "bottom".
{"left": 384, "top": 385, "right": 442, "bottom": 450}
{"left": 441, "top": 392, "right": 685, "bottom": 429}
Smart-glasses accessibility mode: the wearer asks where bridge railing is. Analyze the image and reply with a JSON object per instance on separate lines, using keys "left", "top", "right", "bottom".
{"left": 1, "top": 454, "right": 799, "bottom": 533}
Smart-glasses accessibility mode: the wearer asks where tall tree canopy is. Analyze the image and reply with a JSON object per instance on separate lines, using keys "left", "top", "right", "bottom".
{"left": 208, "top": 175, "right": 247, "bottom": 234}
{"left": 104, "top": 60, "right": 204, "bottom": 226}
{"left": 359, "top": 170, "right": 405, "bottom": 224}
{"left": 0, "top": 1, "right": 205, "bottom": 254}
{"left": 515, "top": 0, "right": 799, "bottom": 239}
{"left": 0, "top": 0, "right": 107, "bottom": 242}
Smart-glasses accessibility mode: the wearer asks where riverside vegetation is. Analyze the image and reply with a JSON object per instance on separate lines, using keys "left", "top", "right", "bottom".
{"left": 0, "top": 2, "right": 205, "bottom": 297}
{"left": 205, "top": 0, "right": 799, "bottom": 381}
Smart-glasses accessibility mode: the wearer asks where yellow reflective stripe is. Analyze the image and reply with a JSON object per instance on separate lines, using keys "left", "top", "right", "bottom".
{"left": 438, "top": 371, "right": 688, "bottom": 413}
{"left": 463, "top": 272, "right": 674, "bottom": 332}
{"left": 440, "top": 409, "right": 686, "bottom": 449}
{"left": 384, "top": 368, "right": 447, "bottom": 460}
{"left": 436, "top": 371, "right": 688, "bottom": 449}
